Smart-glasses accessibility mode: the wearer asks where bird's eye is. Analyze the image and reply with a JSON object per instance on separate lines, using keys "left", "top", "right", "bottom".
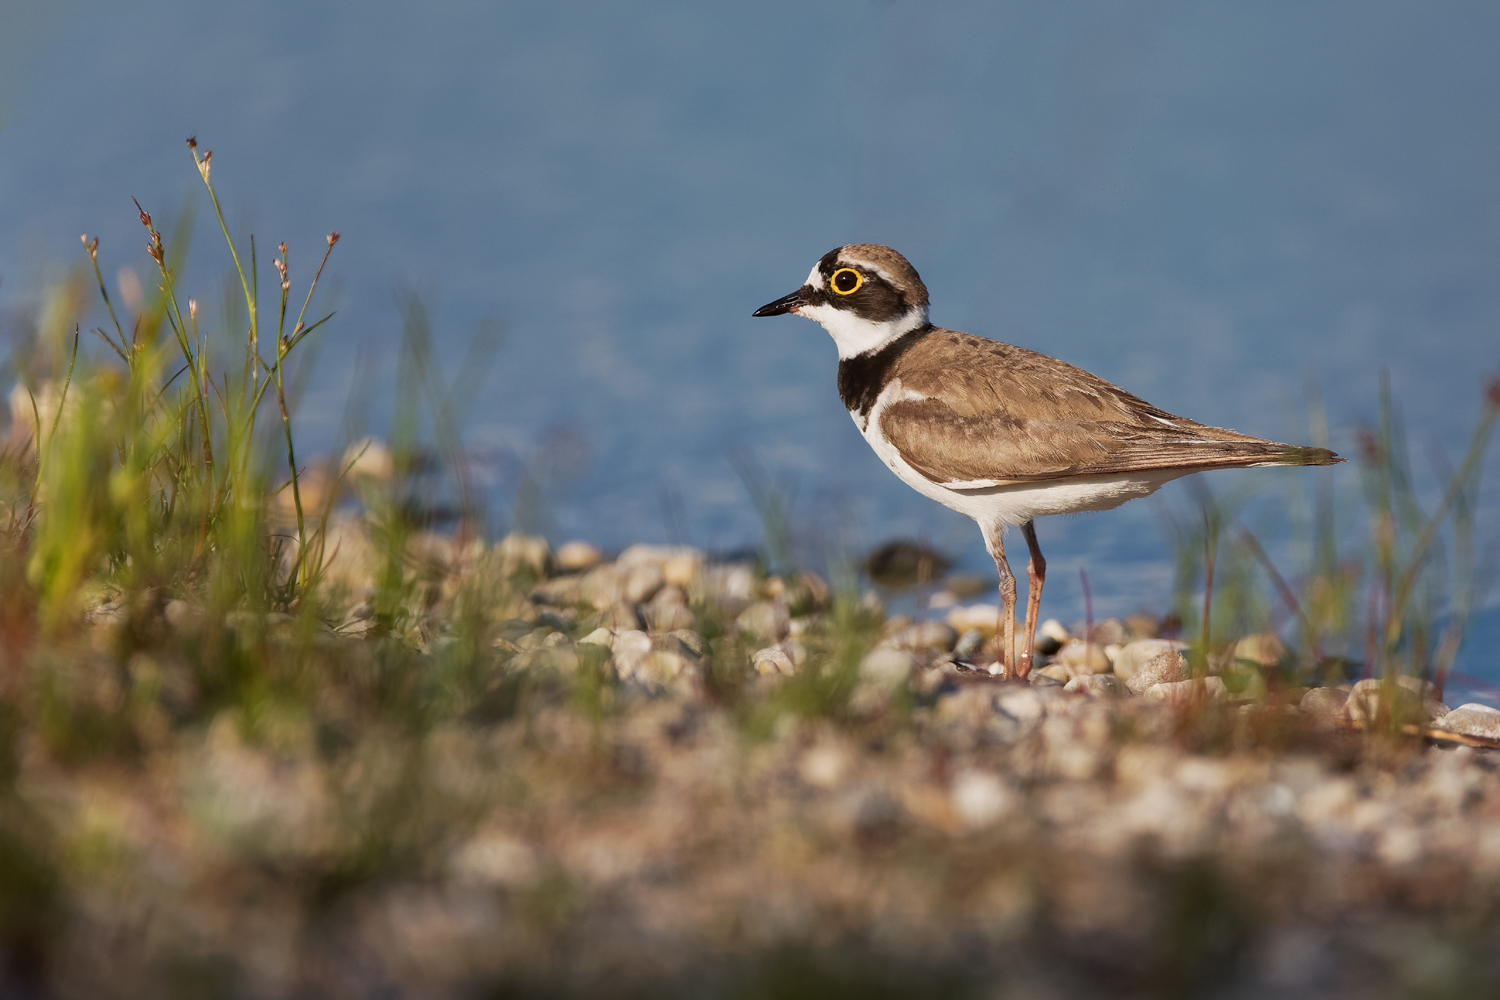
{"left": 830, "top": 268, "right": 863, "bottom": 295}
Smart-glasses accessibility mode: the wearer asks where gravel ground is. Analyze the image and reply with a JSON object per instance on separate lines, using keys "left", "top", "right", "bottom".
{"left": 8, "top": 532, "right": 1500, "bottom": 999}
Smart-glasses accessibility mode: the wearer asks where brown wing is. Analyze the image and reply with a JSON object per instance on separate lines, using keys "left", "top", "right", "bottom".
{"left": 879, "top": 331, "right": 1339, "bottom": 484}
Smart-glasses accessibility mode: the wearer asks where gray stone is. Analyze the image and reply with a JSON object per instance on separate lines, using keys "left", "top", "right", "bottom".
{"left": 666, "top": 629, "right": 708, "bottom": 659}
{"left": 953, "top": 629, "right": 986, "bottom": 660}
{"left": 884, "top": 620, "right": 960, "bottom": 653}
{"left": 1064, "top": 674, "right": 1131, "bottom": 699}
{"left": 1345, "top": 678, "right": 1445, "bottom": 725}
{"left": 1125, "top": 649, "right": 1189, "bottom": 694}
{"left": 1145, "top": 676, "right": 1228, "bottom": 705}
{"left": 1299, "top": 686, "right": 1349, "bottom": 717}
{"left": 859, "top": 648, "right": 916, "bottom": 688}
{"left": 1433, "top": 703, "right": 1500, "bottom": 740}
{"left": 1113, "top": 639, "right": 1189, "bottom": 681}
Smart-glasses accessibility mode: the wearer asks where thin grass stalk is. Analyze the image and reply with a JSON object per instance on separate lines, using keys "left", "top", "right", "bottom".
{"left": 271, "top": 243, "right": 307, "bottom": 589}
{"left": 1384, "top": 378, "right": 1500, "bottom": 654}
{"left": 1201, "top": 506, "right": 1217, "bottom": 674}
{"left": 81, "top": 236, "right": 129, "bottom": 362}
{"left": 1239, "top": 524, "right": 1321, "bottom": 662}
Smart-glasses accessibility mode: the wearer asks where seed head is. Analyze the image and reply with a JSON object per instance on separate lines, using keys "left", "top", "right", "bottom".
{"left": 1485, "top": 371, "right": 1500, "bottom": 410}
{"left": 186, "top": 135, "right": 197, "bottom": 150}
{"left": 81, "top": 235, "right": 99, "bottom": 262}
{"left": 199, "top": 149, "right": 213, "bottom": 182}
{"left": 278, "top": 241, "right": 288, "bottom": 257}
{"left": 327, "top": 231, "right": 340, "bottom": 247}
{"left": 132, "top": 197, "right": 152, "bottom": 230}
{"left": 189, "top": 300, "right": 198, "bottom": 322}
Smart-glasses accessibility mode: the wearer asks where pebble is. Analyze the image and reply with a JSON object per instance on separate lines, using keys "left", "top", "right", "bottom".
{"left": 629, "top": 651, "right": 694, "bottom": 689}
{"left": 1124, "top": 649, "right": 1189, "bottom": 694}
{"left": 946, "top": 603, "right": 999, "bottom": 637}
{"left": 1299, "top": 686, "right": 1349, "bottom": 718}
{"left": 953, "top": 629, "right": 985, "bottom": 660}
{"left": 751, "top": 646, "right": 796, "bottom": 677}
{"left": 1037, "top": 618, "right": 1071, "bottom": 651}
{"left": 951, "top": 770, "right": 1016, "bottom": 829}
{"left": 1056, "top": 639, "right": 1111, "bottom": 676}
{"left": 609, "top": 630, "right": 654, "bottom": 678}
{"left": 496, "top": 533, "right": 549, "bottom": 577}
{"left": 622, "top": 564, "right": 665, "bottom": 604}
{"left": 1433, "top": 703, "right": 1500, "bottom": 740}
{"left": 1145, "top": 676, "right": 1228, "bottom": 705}
{"left": 859, "top": 648, "right": 916, "bottom": 688}
{"left": 579, "top": 565, "right": 625, "bottom": 609}
{"left": 1112, "top": 639, "right": 1188, "bottom": 682}
{"left": 616, "top": 544, "right": 703, "bottom": 588}
{"left": 164, "top": 599, "right": 205, "bottom": 631}
{"left": 699, "top": 562, "right": 756, "bottom": 601}
{"left": 1069, "top": 617, "right": 1125, "bottom": 647}
{"left": 644, "top": 586, "right": 695, "bottom": 632}
{"left": 883, "top": 620, "right": 959, "bottom": 653}
{"left": 577, "top": 627, "right": 613, "bottom": 648}
{"left": 1234, "top": 632, "right": 1285, "bottom": 667}
{"left": 665, "top": 629, "right": 708, "bottom": 659}
{"left": 554, "top": 540, "right": 604, "bottom": 572}
{"left": 1064, "top": 674, "right": 1131, "bottom": 699}
{"left": 1345, "top": 678, "right": 1447, "bottom": 725}
{"left": 736, "top": 601, "right": 790, "bottom": 643}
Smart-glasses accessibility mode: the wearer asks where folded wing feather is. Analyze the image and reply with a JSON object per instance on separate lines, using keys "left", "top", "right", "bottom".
{"left": 878, "top": 332, "right": 1339, "bottom": 486}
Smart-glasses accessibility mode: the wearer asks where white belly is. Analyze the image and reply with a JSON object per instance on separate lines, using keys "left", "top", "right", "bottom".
{"left": 853, "top": 385, "right": 1190, "bottom": 534}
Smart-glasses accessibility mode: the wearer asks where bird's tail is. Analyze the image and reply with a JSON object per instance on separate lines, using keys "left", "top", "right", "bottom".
{"left": 1272, "top": 445, "right": 1343, "bottom": 467}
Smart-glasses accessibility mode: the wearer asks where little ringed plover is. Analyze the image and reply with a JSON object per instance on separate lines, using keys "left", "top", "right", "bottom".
{"left": 753, "top": 244, "right": 1341, "bottom": 678}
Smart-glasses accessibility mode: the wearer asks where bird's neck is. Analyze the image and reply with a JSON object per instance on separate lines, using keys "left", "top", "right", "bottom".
{"left": 836, "top": 324, "right": 931, "bottom": 419}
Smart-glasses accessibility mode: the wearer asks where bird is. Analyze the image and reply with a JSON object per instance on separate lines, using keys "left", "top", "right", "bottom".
{"left": 752, "top": 244, "right": 1342, "bottom": 679}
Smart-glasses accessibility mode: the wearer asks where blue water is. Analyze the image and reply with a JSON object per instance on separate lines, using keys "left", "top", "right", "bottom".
{"left": 2, "top": 1, "right": 1497, "bottom": 682}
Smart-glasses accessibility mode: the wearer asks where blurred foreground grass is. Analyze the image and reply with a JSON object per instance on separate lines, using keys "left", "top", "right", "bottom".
{"left": 0, "top": 144, "right": 1498, "bottom": 998}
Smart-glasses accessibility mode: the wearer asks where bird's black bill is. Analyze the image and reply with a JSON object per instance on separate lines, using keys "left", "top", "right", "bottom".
{"left": 752, "top": 289, "right": 806, "bottom": 317}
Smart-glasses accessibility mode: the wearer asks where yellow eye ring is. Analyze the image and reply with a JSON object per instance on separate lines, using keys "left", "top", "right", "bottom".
{"left": 829, "top": 267, "right": 863, "bottom": 295}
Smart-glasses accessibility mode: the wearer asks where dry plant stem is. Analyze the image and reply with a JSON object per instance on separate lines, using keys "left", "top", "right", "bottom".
{"left": 1019, "top": 518, "right": 1045, "bottom": 678}
{"left": 81, "top": 235, "right": 129, "bottom": 361}
{"left": 1080, "top": 565, "right": 1094, "bottom": 662}
{"left": 1239, "top": 525, "right": 1321, "bottom": 662}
